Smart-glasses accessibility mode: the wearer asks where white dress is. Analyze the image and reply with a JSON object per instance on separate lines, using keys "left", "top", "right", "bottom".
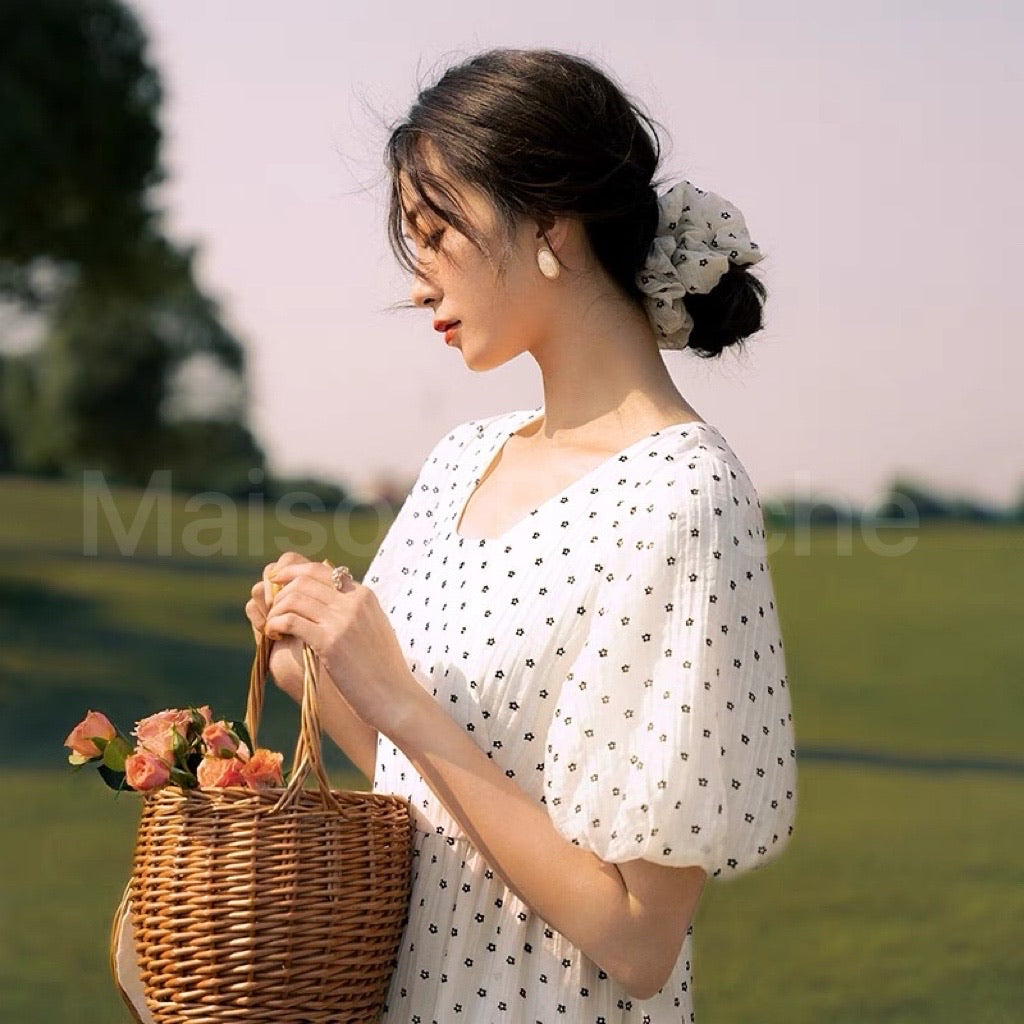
{"left": 364, "top": 406, "right": 797, "bottom": 1024}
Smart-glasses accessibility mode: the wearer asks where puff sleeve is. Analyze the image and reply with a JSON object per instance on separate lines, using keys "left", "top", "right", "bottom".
{"left": 543, "top": 451, "right": 797, "bottom": 878}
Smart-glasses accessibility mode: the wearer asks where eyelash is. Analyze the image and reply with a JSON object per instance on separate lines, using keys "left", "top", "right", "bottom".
{"left": 401, "top": 224, "right": 445, "bottom": 258}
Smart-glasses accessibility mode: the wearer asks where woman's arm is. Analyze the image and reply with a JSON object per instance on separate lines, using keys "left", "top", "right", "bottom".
{"left": 264, "top": 560, "right": 707, "bottom": 1000}
{"left": 390, "top": 681, "right": 706, "bottom": 1001}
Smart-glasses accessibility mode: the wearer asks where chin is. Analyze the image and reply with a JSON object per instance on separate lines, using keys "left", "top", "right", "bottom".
{"left": 466, "top": 353, "right": 516, "bottom": 374}
{"left": 462, "top": 338, "right": 524, "bottom": 373}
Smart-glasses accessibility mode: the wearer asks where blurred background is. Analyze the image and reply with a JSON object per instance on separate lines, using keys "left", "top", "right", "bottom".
{"left": 1, "top": 1, "right": 1021, "bottom": 1021}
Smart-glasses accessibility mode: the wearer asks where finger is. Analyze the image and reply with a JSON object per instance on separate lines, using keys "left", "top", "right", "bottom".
{"left": 263, "top": 608, "right": 323, "bottom": 646}
{"left": 262, "top": 564, "right": 284, "bottom": 609}
{"left": 267, "top": 585, "right": 333, "bottom": 625}
{"left": 262, "top": 563, "right": 273, "bottom": 607}
{"left": 251, "top": 580, "right": 272, "bottom": 611}
{"left": 275, "top": 550, "right": 312, "bottom": 568}
{"left": 261, "top": 552, "right": 308, "bottom": 601}
{"left": 264, "top": 582, "right": 337, "bottom": 642}
{"left": 245, "top": 598, "right": 267, "bottom": 631}
{"left": 270, "top": 560, "right": 336, "bottom": 592}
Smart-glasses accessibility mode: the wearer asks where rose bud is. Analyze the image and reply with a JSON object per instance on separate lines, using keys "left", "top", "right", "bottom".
{"left": 65, "top": 710, "right": 117, "bottom": 764}
{"left": 197, "top": 754, "right": 246, "bottom": 789}
{"left": 124, "top": 751, "right": 171, "bottom": 792}
{"left": 241, "top": 748, "right": 285, "bottom": 789}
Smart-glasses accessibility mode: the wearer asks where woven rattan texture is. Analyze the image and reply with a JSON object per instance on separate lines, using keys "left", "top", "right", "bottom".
{"left": 123, "top": 634, "right": 413, "bottom": 1023}
{"left": 130, "top": 787, "right": 411, "bottom": 1022}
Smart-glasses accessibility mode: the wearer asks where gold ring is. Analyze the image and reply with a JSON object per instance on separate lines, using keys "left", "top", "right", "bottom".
{"left": 330, "top": 565, "right": 353, "bottom": 591}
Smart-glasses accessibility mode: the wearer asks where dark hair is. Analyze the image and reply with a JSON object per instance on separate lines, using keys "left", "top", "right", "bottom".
{"left": 385, "top": 48, "right": 766, "bottom": 358}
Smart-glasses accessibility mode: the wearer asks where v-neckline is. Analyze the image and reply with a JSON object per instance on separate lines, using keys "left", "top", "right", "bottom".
{"left": 454, "top": 407, "right": 718, "bottom": 543}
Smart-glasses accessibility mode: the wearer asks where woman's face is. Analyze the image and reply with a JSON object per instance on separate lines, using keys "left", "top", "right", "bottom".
{"left": 401, "top": 171, "right": 552, "bottom": 372}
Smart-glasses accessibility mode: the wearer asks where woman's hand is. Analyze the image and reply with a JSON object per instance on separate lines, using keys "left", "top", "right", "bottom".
{"left": 262, "top": 554, "right": 420, "bottom": 733}
{"left": 244, "top": 551, "right": 311, "bottom": 703}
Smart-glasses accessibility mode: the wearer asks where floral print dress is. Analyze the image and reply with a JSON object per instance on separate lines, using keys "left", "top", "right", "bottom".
{"left": 364, "top": 407, "right": 798, "bottom": 1024}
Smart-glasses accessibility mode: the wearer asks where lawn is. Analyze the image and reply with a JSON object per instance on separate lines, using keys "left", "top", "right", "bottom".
{"left": 694, "top": 763, "right": 1023, "bottom": 1023}
{"left": 3, "top": 764, "right": 1020, "bottom": 1024}
{"left": 1, "top": 476, "right": 1021, "bottom": 1021}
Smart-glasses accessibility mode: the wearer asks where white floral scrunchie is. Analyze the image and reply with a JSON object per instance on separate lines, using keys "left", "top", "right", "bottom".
{"left": 637, "top": 180, "right": 765, "bottom": 350}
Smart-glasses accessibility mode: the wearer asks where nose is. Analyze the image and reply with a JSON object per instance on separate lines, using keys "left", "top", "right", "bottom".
{"left": 409, "top": 268, "right": 440, "bottom": 310}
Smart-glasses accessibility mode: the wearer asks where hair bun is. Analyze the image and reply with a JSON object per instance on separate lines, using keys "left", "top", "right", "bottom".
{"left": 638, "top": 180, "right": 767, "bottom": 354}
{"left": 683, "top": 263, "right": 767, "bottom": 358}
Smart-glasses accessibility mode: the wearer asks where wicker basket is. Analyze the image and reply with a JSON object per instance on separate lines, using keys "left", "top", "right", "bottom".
{"left": 110, "top": 634, "right": 413, "bottom": 1023}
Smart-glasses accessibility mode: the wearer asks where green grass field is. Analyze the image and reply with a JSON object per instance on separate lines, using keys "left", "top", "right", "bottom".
{"left": 1, "top": 475, "right": 1021, "bottom": 1022}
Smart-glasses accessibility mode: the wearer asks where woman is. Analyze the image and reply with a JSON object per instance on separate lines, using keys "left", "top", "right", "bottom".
{"left": 249, "top": 48, "right": 797, "bottom": 1024}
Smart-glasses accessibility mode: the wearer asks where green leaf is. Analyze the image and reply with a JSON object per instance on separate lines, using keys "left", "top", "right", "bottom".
{"left": 102, "top": 736, "right": 132, "bottom": 773}
{"left": 190, "top": 707, "right": 205, "bottom": 729}
{"left": 169, "top": 767, "right": 198, "bottom": 789}
{"left": 97, "top": 763, "right": 131, "bottom": 792}
{"left": 171, "top": 725, "right": 189, "bottom": 759}
{"left": 231, "top": 720, "right": 254, "bottom": 752}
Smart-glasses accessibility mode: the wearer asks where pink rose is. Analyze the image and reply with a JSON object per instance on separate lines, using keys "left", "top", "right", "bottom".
{"left": 241, "top": 748, "right": 285, "bottom": 790}
{"left": 133, "top": 708, "right": 194, "bottom": 763}
{"left": 125, "top": 751, "right": 171, "bottom": 792}
{"left": 197, "top": 754, "right": 246, "bottom": 789}
{"left": 65, "top": 710, "right": 117, "bottom": 763}
{"left": 201, "top": 721, "right": 249, "bottom": 760}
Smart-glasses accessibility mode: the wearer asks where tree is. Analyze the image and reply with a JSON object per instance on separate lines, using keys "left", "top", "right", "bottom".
{"left": 0, "top": 0, "right": 163, "bottom": 303}
{"left": 874, "top": 477, "right": 953, "bottom": 522}
{"left": 15, "top": 233, "right": 260, "bottom": 487}
{"left": 0, "top": 0, "right": 266, "bottom": 489}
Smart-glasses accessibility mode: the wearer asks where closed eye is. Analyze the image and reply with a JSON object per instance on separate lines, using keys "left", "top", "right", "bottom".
{"left": 402, "top": 226, "right": 444, "bottom": 253}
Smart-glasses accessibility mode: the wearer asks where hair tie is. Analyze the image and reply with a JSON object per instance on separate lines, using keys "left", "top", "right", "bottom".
{"left": 636, "top": 180, "right": 765, "bottom": 350}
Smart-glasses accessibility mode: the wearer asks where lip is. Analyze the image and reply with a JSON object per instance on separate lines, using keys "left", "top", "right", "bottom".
{"left": 434, "top": 319, "right": 461, "bottom": 344}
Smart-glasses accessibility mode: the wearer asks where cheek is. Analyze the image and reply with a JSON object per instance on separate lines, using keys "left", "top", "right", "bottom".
{"left": 493, "top": 258, "right": 543, "bottom": 316}
{"left": 506, "top": 272, "right": 552, "bottom": 337}
{"left": 488, "top": 283, "right": 539, "bottom": 342}
{"left": 460, "top": 245, "right": 545, "bottom": 342}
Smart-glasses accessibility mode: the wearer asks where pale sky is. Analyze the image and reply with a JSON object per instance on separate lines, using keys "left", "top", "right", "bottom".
{"left": 129, "top": 0, "right": 1023, "bottom": 508}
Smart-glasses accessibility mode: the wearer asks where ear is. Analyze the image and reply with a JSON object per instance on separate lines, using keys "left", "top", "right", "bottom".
{"left": 534, "top": 213, "right": 573, "bottom": 255}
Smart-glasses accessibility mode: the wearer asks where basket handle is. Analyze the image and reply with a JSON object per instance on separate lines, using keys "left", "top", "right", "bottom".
{"left": 246, "top": 630, "right": 342, "bottom": 813}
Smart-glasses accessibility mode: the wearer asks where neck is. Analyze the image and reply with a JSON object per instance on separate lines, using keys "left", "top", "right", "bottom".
{"left": 523, "top": 285, "right": 697, "bottom": 449}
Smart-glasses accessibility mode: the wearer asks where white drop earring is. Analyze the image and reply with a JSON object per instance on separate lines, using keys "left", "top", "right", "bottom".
{"left": 537, "top": 248, "right": 560, "bottom": 280}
